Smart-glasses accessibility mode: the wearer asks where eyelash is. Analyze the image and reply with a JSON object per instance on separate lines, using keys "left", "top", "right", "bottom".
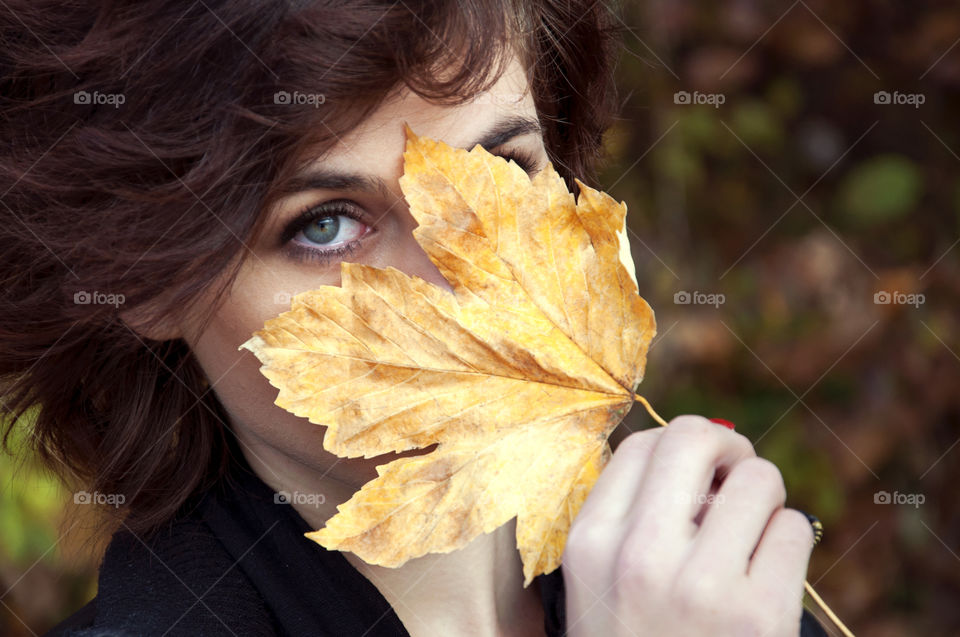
{"left": 280, "top": 148, "right": 543, "bottom": 265}
{"left": 500, "top": 148, "right": 541, "bottom": 174}
{"left": 280, "top": 200, "right": 370, "bottom": 266}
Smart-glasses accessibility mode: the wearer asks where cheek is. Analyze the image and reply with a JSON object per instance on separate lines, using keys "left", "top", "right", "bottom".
{"left": 185, "top": 270, "right": 326, "bottom": 450}
{"left": 186, "top": 264, "right": 387, "bottom": 483}
{"left": 190, "top": 295, "right": 288, "bottom": 420}
{"left": 192, "top": 301, "right": 402, "bottom": 492}
{"left": 185, "top": 239, "right": 434, "bottom": 487}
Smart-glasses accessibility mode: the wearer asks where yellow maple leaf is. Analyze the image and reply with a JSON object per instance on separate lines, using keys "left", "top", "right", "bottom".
{"left": 240, "top": 128, "right": 656, "bottom": 586}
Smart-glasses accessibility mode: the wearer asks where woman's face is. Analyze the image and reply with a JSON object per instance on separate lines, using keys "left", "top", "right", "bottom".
{"left": 180, "top": 57, "right": 549, "bottom": 495}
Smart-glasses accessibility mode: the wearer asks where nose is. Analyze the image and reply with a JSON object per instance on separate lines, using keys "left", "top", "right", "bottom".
{"left": 391, "top": 211, "right": 455, "bottom": 294}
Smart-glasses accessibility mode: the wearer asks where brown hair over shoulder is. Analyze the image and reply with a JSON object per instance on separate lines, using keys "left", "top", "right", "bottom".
{"left": 0, "top": 0, "right": 623, "bottom": 537}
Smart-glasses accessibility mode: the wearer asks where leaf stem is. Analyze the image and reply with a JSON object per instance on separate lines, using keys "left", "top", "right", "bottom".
{"left": 632, "top": 394, "right": 669, "bottom": 427}
{"left": 631, "top": 394, "right": 855, "bottom": 636}
{"left": 804, "top": 581, "right": 855, "bottom": 637}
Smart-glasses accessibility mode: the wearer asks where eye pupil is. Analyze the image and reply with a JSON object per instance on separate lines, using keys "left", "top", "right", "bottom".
{"left": 304, "top": 216, "right": 339, "bottom": 244}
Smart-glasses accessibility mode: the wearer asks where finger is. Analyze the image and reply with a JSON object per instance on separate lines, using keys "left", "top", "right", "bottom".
{"left": 563, "top": 429, "right": 666, "bottom": 609}
{"left": 686, "top": 457, "right": 788, "bottom": 576}
{"left": 626, "top": 416, "right": 755, "bottom": 551}
{"left": 747, "top": 507, "right": 815, "bottom": 601}
{"left": 575, "top": 428, "right": 665, "bottom": 524}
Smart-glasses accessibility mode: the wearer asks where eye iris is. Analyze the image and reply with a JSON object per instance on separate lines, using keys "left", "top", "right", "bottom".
{"left": 304, "top": 216, "right": 339, "bottom": 244}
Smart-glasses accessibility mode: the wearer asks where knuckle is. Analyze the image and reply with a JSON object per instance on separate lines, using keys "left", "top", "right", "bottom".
{"left": 564, "top": 518, "right": 618, "bottom": 569}
{"left": 612, "top": 540, "right": 661, "bottom": 593}
{"left": 665, "top": 417, "right": 757, "bottom": 460}
{"left": 777, "top": 508, "right": 816, "bottom": 548}
{"left": 674, "top": 569, "right": 726, "bottom": 612}
{"left": 614, "top": 430, "right": 658, "bottom": 458}
{"left": 664, "top": 419, "right": 724, "bottom": 455}
{"left": 730, "top": 431, "right": 758, "bottom": 458}
{"left": 734, "top": 457, "right": 786, "bottom": 503}
{"left": 667, "top": 415, "right": 714, "bottom": 438}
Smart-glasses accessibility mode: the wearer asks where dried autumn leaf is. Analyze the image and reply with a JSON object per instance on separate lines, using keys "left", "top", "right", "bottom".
{"left": 240, "top": 128, "right": 656, "bottom": 585}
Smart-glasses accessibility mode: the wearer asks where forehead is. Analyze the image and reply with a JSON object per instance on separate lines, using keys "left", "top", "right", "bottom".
{"left": 309, "top": 56, "right": 537, "bottom": 175}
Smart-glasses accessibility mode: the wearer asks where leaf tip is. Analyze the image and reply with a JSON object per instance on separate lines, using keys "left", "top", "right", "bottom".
{"left": 238, "top": 334, "right": 262, "bottom": 355}
{"left": 304, "top": 529, "right": 338, "bottom": 553}
{"left": 402, "top": 122, "right": 418, "bottom": 144}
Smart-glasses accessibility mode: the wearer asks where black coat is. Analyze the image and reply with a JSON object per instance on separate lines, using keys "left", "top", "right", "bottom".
{"left": 47, "top": 458, "right": 828, "bottom": 636}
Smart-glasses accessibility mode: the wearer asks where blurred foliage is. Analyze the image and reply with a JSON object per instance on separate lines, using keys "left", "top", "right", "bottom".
{"left": 1, "top": 410, "right": 98, "bottom": 635}
{"left": 3, "top": 1, "right": 960, "bottom": 635}
{"left": 606, "top": 1, "right": 960, "bottom": 635}
{"left": 838, "top": 154, "right": 923, "bottom": 225}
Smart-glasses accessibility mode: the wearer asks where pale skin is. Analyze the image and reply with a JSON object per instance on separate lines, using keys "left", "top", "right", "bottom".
{"left": 124, "top": 55, "right": 815, "bottom": 636}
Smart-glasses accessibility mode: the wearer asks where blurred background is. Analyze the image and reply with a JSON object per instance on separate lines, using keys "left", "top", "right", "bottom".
{"left": 2, "top": 1, "right": 959, "bottom": 635}
{"left": 605, "top": 1, "right": 960, "bottom": 635}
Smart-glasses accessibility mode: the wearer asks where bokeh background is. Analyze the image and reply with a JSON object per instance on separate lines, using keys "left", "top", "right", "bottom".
{"left": 606, "top": 1, "right": 960, "bottom": 635}
{"left": 3, "top": 1, "right": 959, "bottom": 635}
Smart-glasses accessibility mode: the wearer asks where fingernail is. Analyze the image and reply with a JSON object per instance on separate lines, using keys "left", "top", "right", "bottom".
{"left": 708, "top": 417, "right": 736, "bottom": 430}
{"left": 798, "top": 510, "right": 824, "bottom": 545}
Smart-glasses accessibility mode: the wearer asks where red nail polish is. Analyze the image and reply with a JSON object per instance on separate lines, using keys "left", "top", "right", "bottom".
{"left": 709, "top": 417, "right": 735, "bottom": 430}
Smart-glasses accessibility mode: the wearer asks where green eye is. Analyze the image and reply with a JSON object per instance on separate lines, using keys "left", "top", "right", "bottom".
{"left": 290, "top": 210, "right": 367, "bottom": 249}
{"left": 304, "top": 216, "right": 340, "bottom": 244}
{"left": 282, "top": 200, "right": 372, "bottom": 266}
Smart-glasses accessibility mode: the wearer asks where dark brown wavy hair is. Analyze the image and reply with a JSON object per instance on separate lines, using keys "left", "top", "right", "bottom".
{"left": 0, "top": 0, "right": 622, "bottom": 538}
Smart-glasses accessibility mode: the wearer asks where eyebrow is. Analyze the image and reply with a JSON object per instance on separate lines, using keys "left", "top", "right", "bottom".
{"left": 279, "top": 115, "right": 542, "bottom": 197}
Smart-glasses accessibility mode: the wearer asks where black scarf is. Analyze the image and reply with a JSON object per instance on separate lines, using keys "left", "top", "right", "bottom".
{"left": 49, "top": 456, "right": 825, "bottom": 636}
